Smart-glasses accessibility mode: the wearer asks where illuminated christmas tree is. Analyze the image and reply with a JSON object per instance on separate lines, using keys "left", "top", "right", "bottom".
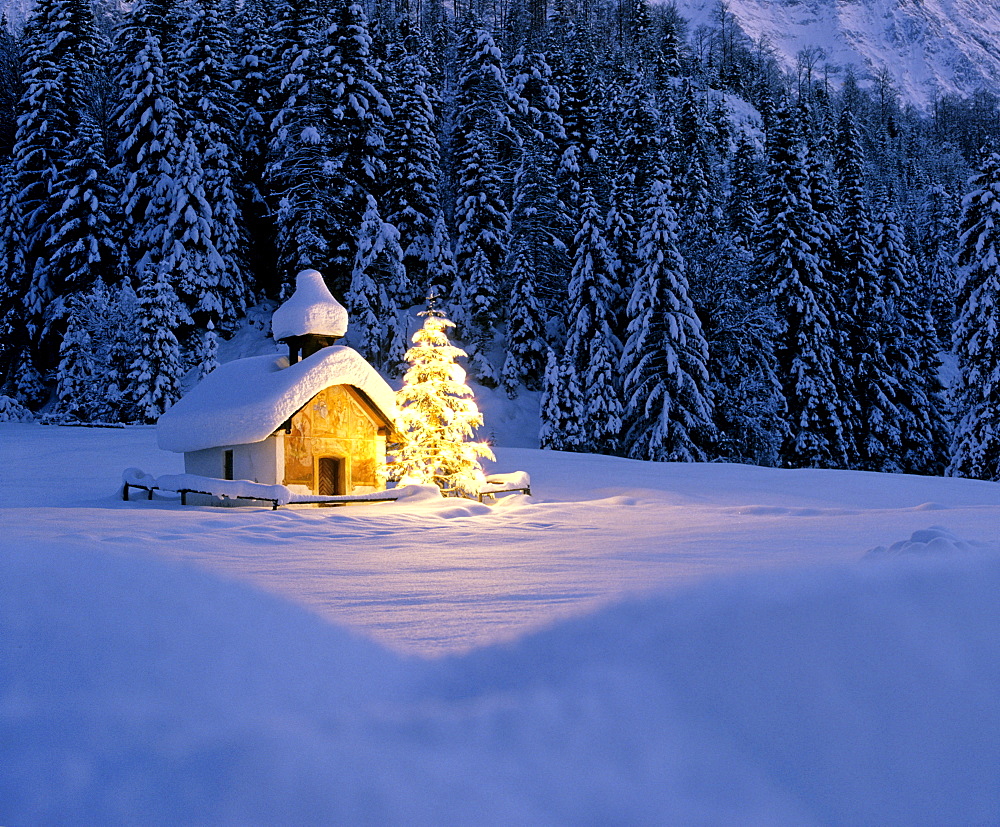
{"left": 394, "top": 301, "right": 494, "bottom": 496}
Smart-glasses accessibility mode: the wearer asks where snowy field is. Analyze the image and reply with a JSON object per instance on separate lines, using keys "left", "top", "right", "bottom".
{"left": 3, "top": 421, "right": 1000, "bottom": 823}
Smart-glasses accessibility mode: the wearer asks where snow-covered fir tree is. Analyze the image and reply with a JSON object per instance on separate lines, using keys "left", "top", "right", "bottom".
{"left": 196, "top": 320, "right": 219, "bottom": 381}
{"left": 552, "top": 27, "right": 601, "bottom": 208}
{"left": 600, "top": 63, "right": 653, "bottom": 199}
{"left": 501, "top": 242, "right": 548, "bottom": 396}
{"left": 5, "top": 0, "right": 100, "bottom": 378}
{"left": 268, "top": 0, "right": 388, "bottom": 293}
{"left": 451, "top": 22, "right": 519, "bottom": 337}
{"left": 538, "top": 345, "right": 583, "bottom": 451}
{"left": 872, "top": 202, "right": 949, "bottom": 475}
{"left": 393, "top": 305, "right": 494, "bottom": 496}
{"left": 603, "top": 178, "right": 639, "bottom": 335}
{"left": 44, "top": 113, "right": 119, "bottom": 315}
{"left": 452, "top": 21, "right": 516, "bottom": 335}
{"left": 116, "top": 0, "right": 182, "bottom": 277}
{"left": 266, "top": 0, "right": 342, "bottom": 287}
{"left": 563, "top": 190, "right": 623, "bottom": 454}
{"left": 507, "top": 46, "right": 571, "bottom": 311}
{"left": 698, "top": 231, "right": 782, "bottom": 466}
{"left": 231, "top": 0, "right": 275, "bottom": 294}
{"left": 728, "top": 132, "right": 762, "bottom": 242}
{"left": 426, "top": 213, "right": 457, "bottom": 313}
{"left": 508, "top": 46, "right": 565, "bottom": 156}
{"left": 949, "top": 148, "right": 1000, "bottom": 481}
{"left": 100, "top": 281, "right": 141, "bottom": 422}
{"left": 915, "top": 182, "right": 962, "bottom": 345}
{"left": 0, "top": 161, "right": 26, "bottom": 387}
{"left": 675, "top": 79, "right": 718, "bottom": 242}
{"left": 383, "top": 32, "right": 441, "bottom": 294}
{"left": 0, "top": 393, "right": 32, "bottom": 422}
{"left": 54, "top": 296, "right": 96, "bottom": 420}
{"left": 164, "top": 124, "right": 230, "bottom": 357}
{"left": 0, "top": 16, "right": 22, "bottom": 156}
{"left": 347, "top": 197, "right": 408, "bottom": 374}
{"left": 128, "top": 266, "right": 185, "bottom": 423}
{"left": 508, "top": 133, "right": 573, "bottom": 314}
{"left": 321, "top": 2, "right": 391, "bottom": 279}
{"left": 461, "top": 246, "right": 501, "bottom": 387}
{"left": 178, "top": 0, "right": 247, "bottom": 330}
{"left": 833, "top": 104, "right": 893, "bottom": 470}
{"left": 757, "top": 104, "right": 848, "bottom": 469}
{"left": 622, "top": 173, "right": 714, "bottom": 462}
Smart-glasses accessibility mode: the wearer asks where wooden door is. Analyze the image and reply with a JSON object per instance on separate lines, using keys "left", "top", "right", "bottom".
{"left": 317, "top": 457, "right": 345, "bottom": 495}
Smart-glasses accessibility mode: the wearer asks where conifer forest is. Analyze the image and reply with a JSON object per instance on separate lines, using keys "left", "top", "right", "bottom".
{"left": 0, "top": 0, "right": 998, "bottom": 480}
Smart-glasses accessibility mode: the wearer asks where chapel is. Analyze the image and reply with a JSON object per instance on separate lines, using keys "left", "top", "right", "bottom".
{"left": 157, "top": 270, "right": 400, "bottom": 496}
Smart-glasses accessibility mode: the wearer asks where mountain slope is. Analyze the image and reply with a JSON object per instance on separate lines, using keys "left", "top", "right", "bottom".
{"left": 670, "top": 0, "right": 1000, "bottom": 109}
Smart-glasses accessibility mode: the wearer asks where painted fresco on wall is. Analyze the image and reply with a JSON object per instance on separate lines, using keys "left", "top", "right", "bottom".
{"left": 284, "top": 418, "right": 313, "bottom": 486}
{"left": 282, "top": 385, "right": 383, "bottom": 492}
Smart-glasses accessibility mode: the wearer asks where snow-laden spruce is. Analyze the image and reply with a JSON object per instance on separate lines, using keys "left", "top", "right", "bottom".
{"left": 393, "top": 307, "right": 494, "bottom": 496}
{"left": 562, "top": 190, "right": 623, "bottom": 454}
{"left": 347, "top": 197, "right": 408, "bottom": 375}
{"left": 622, "top": 171, "right": 713, "bottom": 462}
{"left": 757, "top": 103, "right": 847, "bottom": 469}
{"left": 383, "top": 37, "right": 442, "bottom": 294}
{"left": 950, "top": 148, "right": 1000, "bottom": 481}
{"left": 2, "top": 0, "right": 104, "bottom": 384}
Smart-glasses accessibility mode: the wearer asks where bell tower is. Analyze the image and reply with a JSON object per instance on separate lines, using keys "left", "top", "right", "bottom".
{"left": 270, "top": 269, "right": 349, "bottom": 364}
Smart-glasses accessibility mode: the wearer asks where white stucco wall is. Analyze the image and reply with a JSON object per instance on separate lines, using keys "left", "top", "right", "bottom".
{"left": 183, "top": 436, "right": 283, "bottom": 486}
{"left": 236, "top": 437, "right": 283, "bottom": 485}
{"left": 184, "top": 448, "right": 223, "bottom": 479}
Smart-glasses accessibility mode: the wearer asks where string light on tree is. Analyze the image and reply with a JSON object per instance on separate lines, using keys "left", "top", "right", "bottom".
{"left": 394, "top": 298, "right": 494, "bottom": 496}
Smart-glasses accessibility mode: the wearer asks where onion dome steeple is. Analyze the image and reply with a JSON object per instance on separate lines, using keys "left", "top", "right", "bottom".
{"left": 271, "top": 270, "right": 348, "bottom": 364}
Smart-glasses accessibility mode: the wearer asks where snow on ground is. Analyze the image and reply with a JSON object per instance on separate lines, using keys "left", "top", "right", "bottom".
{"left": 2, "top": 422, "right": 999, "bottom": 823}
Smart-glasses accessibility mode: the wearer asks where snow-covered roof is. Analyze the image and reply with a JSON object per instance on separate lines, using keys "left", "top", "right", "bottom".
{"left": 271, "top": 269, "right": 348, "bottom": 341}
{"left": 157, "top": 346, "right": 399, "bottom": 453}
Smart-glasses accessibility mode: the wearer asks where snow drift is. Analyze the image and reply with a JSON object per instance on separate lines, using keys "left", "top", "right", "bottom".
{"left": 2, "top": 536, "right": 999, "bottom": 824}
{"left": 3, "top": 423, "right": 999, "bottom": 823}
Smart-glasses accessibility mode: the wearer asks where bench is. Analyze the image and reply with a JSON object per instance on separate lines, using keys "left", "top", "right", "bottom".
{"left": 122, "top": 480, "right": 157, "bottom": 501}
{"left": 176, "top": 487, "right": 282, "bottom": 509}
{"left": 477, "top": 472, "right": 532, "bottom": 502}
{"left": 122, "top": 470, "right": 288, "bottom": 510}
{"left": 121, "top": 470, "right": 442, "bottom": 510}
{"left": 122, "top": 468, "right": 159, "bottom": 501}
{"left": 122, "top": 480, "right": 283, "bottom": 509}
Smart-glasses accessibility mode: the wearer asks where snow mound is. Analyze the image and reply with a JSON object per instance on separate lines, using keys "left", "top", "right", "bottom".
{"left": 157, "top": 346, "right": 398, "bottom": 454}
{"left": 271, "top": 269, "right": 348, "bottom": 341}
{"left": 0, "top": 394, "right": 33, "bottom": 422}
{"left": 431, "top": 555, "right": 1000, "bottom": 824}
{"left": 122, "top": 467, "right": 157, "bottom": 488}
{"left": 287, "top": 484, "right": 443, "bottom": 505}
{"left": 4, "top": 541, "right": 1000, "bottom": 823}
{"left": 390, "top": 483, "right": 444, "bottom": 503}
{"left": 0, "top": 541, "right": 406, "bottom": 823}
{"left": 865, "top": 526, "right": 1000, "bottom": 558}
{"left": 480, "top": 471, "right": 531, "bottom": 495}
